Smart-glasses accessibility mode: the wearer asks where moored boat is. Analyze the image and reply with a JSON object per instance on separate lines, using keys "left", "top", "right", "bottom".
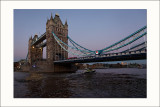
{"left": 84, "top": 68, "right": 96, "bottom": 73}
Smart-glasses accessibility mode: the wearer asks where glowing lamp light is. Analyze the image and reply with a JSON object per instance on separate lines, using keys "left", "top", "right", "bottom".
{"left": 96, "top": 51, "right": 98, "bottom": 54}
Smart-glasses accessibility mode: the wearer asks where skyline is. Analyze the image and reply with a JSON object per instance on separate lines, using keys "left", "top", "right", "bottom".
{"left": 14, "top": 9, "right": 147, "bottom": 62}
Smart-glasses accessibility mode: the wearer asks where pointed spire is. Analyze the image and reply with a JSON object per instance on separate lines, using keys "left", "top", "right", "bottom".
{"left": 46, "top": 17, "right": 49, "bottom": 24}
{"left": 55, "top": 13, "right": 59, "bottom": 17}
{"left": 65, "top": 19, "right": 68, "bottom": 26}
{"left": 50, "top": 12, "right": 53, "bottom": 20}
{"left": 30, "top": 35, "right": 32, "bottom": 40}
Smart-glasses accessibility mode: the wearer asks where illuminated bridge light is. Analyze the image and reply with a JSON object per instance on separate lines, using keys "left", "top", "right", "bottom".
{"left": 96, "top": 51, "right": 99, "bottom": 55}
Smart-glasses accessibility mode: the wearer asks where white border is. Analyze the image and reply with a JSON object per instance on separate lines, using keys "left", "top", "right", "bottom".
{"left": 1, "top": 1, "right": 159, "bottom": 106}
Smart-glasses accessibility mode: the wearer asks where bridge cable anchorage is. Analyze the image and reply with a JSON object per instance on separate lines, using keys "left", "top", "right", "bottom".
{"left": 101, "top": 26, "right": 147, "bottom": 53}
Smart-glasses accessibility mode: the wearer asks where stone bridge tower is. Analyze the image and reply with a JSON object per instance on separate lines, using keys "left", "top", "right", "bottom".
{"left": 26, "top": 13, "right": 76, "bottom": 72}
{"left": 46, "top": 13, "right": 68, "bottom": 64}
{"left": 28, "top": 34, "right": 43, "bottom": 64}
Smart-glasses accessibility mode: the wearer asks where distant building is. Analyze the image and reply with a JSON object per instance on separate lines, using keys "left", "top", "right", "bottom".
{"left": 14, "top": 62, "right": 20, "bottom": 71}
{"left": 19, "top": 59, "right": 26, "bottom": 65}
{"left": 109, "top": 63, "right": 122, "bottom": 68}
{"left": 121, "top": 62, "right": 127, "bottom": 65}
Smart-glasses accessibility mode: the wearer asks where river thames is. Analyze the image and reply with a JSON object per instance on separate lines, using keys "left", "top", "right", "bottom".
{"left": 14, "top": 68, "right": 146, "bottom": 98}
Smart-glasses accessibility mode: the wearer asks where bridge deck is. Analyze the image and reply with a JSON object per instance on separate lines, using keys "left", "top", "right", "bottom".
{"left": 54, "top": 51, "right": 146, "bottom": 64}
{"left": 32, "top": 33, "right": 46, "bottom": 46}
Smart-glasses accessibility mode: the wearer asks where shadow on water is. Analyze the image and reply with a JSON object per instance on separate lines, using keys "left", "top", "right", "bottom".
{"left": 14, "top": 68, "right": 146, "bottom": 98}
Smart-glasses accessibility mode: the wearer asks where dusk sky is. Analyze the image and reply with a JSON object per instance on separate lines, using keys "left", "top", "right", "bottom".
{"left": 14, "top": 9, "right": 146, "bottom": 62}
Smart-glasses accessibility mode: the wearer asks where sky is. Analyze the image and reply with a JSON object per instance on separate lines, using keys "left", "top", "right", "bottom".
{"left": 14, "top": 9, "right": 147, "bottom": 63}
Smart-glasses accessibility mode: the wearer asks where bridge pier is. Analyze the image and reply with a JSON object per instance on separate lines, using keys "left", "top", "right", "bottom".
{"left": 21, "top": 61, "right": 77, "bottom": 73}
{"left": 54, "top": 63, "right": 77, "bottom": 73}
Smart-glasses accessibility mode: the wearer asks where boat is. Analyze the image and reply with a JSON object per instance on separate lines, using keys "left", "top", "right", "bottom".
{"left": 84, "top": 68, "right": 96, "bottom": 73}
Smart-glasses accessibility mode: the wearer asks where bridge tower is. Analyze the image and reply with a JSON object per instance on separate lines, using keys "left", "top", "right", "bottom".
{"left": 46, "top": 13, "right": 68, "bottom": 64}
{"left": 28, "top": 36, "right": 32, "bottom": 64}
{"left": 28, "top": 34, "right": 43, "bottom": 64}
{"left": 25, "top": 13, "right": 76, "bottom": 72}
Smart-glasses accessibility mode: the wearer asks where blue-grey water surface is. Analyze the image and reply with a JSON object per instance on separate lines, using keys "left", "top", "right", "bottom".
{"left": 14, "top": 68, "right": 146, "bottom": 98}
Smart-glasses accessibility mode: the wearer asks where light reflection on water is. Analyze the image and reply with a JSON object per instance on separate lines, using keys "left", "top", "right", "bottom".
{"left": 14, "top": 68, "right": 146, "bottom": 98}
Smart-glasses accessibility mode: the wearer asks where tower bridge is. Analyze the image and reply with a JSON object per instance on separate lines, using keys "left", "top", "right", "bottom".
{"left": 23, "top": 13, "right": 147, "bottom": 72}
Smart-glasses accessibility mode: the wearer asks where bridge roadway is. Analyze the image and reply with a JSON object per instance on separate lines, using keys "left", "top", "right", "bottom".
{"left": 54, "top": 50, "right": 146, "bottom": 64}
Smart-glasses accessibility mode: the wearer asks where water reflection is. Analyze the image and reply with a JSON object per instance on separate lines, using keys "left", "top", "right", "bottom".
{"left": 14, "top": 68, "right": 146, "bottom": 98}
{"left": 24, "top": 73, "right": 72, "bottom": 98}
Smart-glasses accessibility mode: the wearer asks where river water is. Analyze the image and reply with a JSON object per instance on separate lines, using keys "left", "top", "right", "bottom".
{"left": 14, "top": 68, "right": 146, "bottom": 98}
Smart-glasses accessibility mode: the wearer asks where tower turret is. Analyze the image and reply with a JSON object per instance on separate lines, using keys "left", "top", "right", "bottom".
{"left": 46, "top": 17, "right": 49, "bottom": 25}
{"left": 50, "top": 13, "right": 53, "bottom": 20}
{"left": 28, "top": 35, "right": 33, "bottom": 64}
{"left": 64, "top": 19, "right": 68, "bottom": 30}
{"left": 65, "top": 19, "right": 68, "bottom": 26}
